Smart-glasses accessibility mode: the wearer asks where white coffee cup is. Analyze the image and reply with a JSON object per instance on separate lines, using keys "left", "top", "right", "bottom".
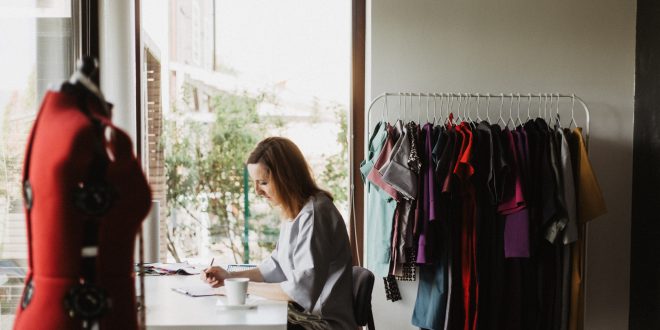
{"left": 225, "top": 277, "right": 249, "bottom": 305}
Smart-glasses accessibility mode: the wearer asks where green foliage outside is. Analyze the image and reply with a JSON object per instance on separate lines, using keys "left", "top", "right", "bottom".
{"left": 318, "top": 104, "right": 349, "bottom": 204}
{"left": 166, "top": 87, "right": 268, "bottom": 262}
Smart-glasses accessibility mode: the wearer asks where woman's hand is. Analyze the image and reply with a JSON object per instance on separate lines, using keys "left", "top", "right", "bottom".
{"left": 201, "top": 266, "right": 229, "bottom": 288}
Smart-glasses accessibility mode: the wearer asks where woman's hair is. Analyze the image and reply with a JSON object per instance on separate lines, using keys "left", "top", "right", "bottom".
{"left": 247, "top": 137, "right": 332, "bottom": 219}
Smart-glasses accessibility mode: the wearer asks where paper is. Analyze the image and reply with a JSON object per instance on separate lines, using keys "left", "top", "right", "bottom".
{"left": 139, "top": 262, "right": 202, "bottom": 275}
{"left": 171, "top": 285, "right": 224, "bottom": 297}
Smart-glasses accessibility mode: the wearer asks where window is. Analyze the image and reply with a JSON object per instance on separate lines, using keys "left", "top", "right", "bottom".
{"left": 0, "top": 0, "right": 73, "bottom": 324}
{"left": 141, "top": 0, "right": 351, "bottom": 265}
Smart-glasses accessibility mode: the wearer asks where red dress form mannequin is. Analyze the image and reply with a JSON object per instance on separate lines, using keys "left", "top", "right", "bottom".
{"left": 13, "top": 90, "right": 152, "bottom": 330}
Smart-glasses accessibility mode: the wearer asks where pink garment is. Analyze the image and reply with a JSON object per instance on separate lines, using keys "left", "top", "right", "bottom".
{"left": 367, "top": 124, "right": 399, "bottom": 200}
{"left": 498, "top": 129, "right": 526, "bottom": 215}
{"left": 499, "top": 129, "right": 530, "bottom": 258}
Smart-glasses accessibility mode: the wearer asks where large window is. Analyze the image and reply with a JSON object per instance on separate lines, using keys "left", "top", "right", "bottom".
{"left": 0, "top": 0, "right": 73, "bottom": 324}
{"left": 141, "top": 0, "right": 351, "bottom": 265}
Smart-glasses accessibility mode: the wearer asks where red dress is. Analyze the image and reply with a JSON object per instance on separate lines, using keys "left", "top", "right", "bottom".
{"left": 13, "top": 91, "right": 151, "bottom": 330}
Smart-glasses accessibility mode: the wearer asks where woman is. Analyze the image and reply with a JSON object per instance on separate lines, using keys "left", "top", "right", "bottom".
{"left": 202, "top": 137, "right": 356, "bottom": 329}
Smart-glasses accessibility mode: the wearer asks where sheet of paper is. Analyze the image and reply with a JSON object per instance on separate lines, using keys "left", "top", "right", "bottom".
{"left": 141, "top": 262, "right": 202, "bottom": 275}
{"left": 172, "top": 285, "right": 225, "bottom": 297}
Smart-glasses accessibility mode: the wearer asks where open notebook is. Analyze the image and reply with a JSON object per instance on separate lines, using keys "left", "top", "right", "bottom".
{"left": 172, "top": 285, "right": 224, "bottom": 297}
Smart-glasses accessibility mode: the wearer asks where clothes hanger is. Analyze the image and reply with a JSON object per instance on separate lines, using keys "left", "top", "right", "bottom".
{"left": 446, "top": 94, "right": 454, "bottom": 127}
{"left": 398, "top": 93, "right": 403, "bottom": 123}
{"left": 454, "top": 94, "right": 462, "bottom": 123}
{"left": 403, "top": 93, "right": 408, "bottom": 124}
{"left": 452, "top": 94, "right": 459, "bottom": 126}
{"left": 467, "top": 93, "right": 477, "bottom": 129}
{"left": 428, "top": 94, "right": 433, "bottom": 125}
{"left": 464, "top": 94, "right": 471, "bottom": 123}
{"left": 464, "top": 93, "right": 470, "bottom": 123}
{"left": 486, "top": 94, "right": 492, "bottom": 123}
{"left": 545, "top": 93, "right": 552, "bottom": 123}
{"left": 568, "top": 94, "right": 577, "bottom": 129}
{"left": 432, "top": 93, "right": 439, "bottom": 125}
{"left": 408, "top": 94, "right": 412, "bottom": 123}
{"left": 408, "top": 93, "right": 413, "bottom": 124}
{"left": 526, "top": 93, "right": 532, "bottom": 121}
{"left": 505, "top": 93, "right": 515, "bottom": 129}
{"left": 554, "top": 93, "right": 562, "bottom": 128}
{"left": 446, "top": 93, "right": 452, "bottom": 125}
{"left": 417, "top": 93, "right": 422, "bottom": 124}
{"left": 406, "top": 93, "right": 412, "bottom": 124}
{"left": 475, "top": 94, "right": 483, "bottom": 122}
{"left": 548, "top": 93, "right": 554, "bottom": 124}
{"left": 542, "top": 93, "right": 547, "bottom": 121}
{"left": 516, "top": 93, "right": 523, "bottom": 127}
{"left": 383, "top": 94, "right": 389, "bottom": 124}
{"left": 497, "top": 93, "right": 505, "bottom": 127}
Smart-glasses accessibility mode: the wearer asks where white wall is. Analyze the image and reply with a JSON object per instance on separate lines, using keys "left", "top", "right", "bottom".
{"left": 366, "top": 0, "right": 635, "bottom": 329}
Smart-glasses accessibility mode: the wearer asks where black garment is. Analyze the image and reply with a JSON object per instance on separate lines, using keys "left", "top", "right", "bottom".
{"left": 471, "top": 122, "right": 501, "bottom": 330}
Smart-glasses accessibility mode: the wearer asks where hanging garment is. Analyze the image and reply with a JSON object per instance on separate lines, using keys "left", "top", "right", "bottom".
{"left": 381, "top": 121, "right": 418, "bottom": 277}
{"left": 567, "top": 127, "right": 606, "bottom": 330}
{"left": 555, "top": 127, "right": 578, "bottom": 330}
{"left": 472, "top": 122, "right": 503, "bottom": 330}
{"left": 367, "top": 123, "right": 399, "bottom": 200}
{"left": 412, "top": 123, "right": 448, "bottom": 330}
{"left": 13, "top": 91, "right": 152, "bottom": 330}
{"left": 362, "top": 106, "right": 606, "bottom": 330}
{"left": 360, "top": 122, "right": 396, "bottom": 278}
{"left": 420, "top": 123, "right": 442, "bottom": 263}
{"left": 500, "top": 128, "right": 530, "bottom": 258}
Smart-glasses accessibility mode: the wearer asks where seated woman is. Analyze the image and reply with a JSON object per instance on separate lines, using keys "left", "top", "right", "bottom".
{"left": 202, "top": 137, "right": 356, "bottom": 330}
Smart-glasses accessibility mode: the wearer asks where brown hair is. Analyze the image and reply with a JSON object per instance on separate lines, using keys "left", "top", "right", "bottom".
{"left": 247, "top": 137, "right": 331, "bottom": 219}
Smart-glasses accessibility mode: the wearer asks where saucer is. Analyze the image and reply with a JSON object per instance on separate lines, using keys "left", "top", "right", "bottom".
{"left": 216, "top": 297, "right": 258, "bottom": 310}
{"left": 216, "top": 303, "right": 257, "bottom": 310}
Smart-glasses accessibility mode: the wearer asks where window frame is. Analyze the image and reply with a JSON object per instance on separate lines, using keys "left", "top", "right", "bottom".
{"left": 134, "top": 0, "right": 366, "bottom": 264}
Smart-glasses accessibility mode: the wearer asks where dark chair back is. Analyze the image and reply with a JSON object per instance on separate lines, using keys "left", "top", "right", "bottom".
{"left": 352, "top": 266, "right": 375, "bottom": 330}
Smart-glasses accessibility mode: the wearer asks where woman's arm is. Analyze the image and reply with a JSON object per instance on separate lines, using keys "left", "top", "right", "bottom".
{"left": 227, "top": 267, "right": 264, "bottom": 282}
{"left": 247, "top": 282, "right": 292, "bottom": 301}
{"left": 202, "top": 266, "right": 264, "bottom": 287}
{"left": 202, "top": 266, "right": 291, "bottom": 301}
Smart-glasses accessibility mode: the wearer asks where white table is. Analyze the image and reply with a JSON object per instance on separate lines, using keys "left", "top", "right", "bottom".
{"left": 143, "top": 275, "right": 287, "bottom": 329}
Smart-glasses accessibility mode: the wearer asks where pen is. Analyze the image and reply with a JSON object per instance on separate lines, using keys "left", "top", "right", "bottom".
{"left": 205, "top": 258, "right": 214, "bottom": 279}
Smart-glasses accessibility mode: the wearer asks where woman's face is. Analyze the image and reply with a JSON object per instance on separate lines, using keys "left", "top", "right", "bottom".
{"left": 247, "top": 163, "right": 280, "bottom": 206}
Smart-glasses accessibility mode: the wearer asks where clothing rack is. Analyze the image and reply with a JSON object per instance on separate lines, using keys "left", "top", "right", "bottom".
{"left": 367, "top": 92, "right": 590, "bottom": 148}
{"left": 364, "top": 91, "right": 593, "bottom": 328}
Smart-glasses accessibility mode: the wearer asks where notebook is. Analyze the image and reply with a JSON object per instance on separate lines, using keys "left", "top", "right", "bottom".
{"left": 171, "top": 285, "right": 224, "bottom": 297}
{"left": 171, "top": 285, "right": 252, "bottom": 298}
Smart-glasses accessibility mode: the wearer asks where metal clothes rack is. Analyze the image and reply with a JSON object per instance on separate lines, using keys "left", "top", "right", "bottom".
{"left": 367, "top": 92, "right": 590, "bottom": 148}
{"left": 364, "top": 91, "right": 592, "bottom": 326}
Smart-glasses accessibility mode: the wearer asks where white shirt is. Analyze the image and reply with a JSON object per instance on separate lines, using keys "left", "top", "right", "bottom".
{"left": 258, "top": 193, "right": 356, "bottom": 329}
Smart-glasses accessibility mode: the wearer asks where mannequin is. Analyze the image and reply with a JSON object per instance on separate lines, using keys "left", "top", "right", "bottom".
{"left": 13, "top": 59, "right": 152, "bottom": 329}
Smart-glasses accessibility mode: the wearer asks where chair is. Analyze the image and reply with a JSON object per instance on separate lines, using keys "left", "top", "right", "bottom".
{"left": 352, "top": 266, "right": 376, "bottom": 330}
